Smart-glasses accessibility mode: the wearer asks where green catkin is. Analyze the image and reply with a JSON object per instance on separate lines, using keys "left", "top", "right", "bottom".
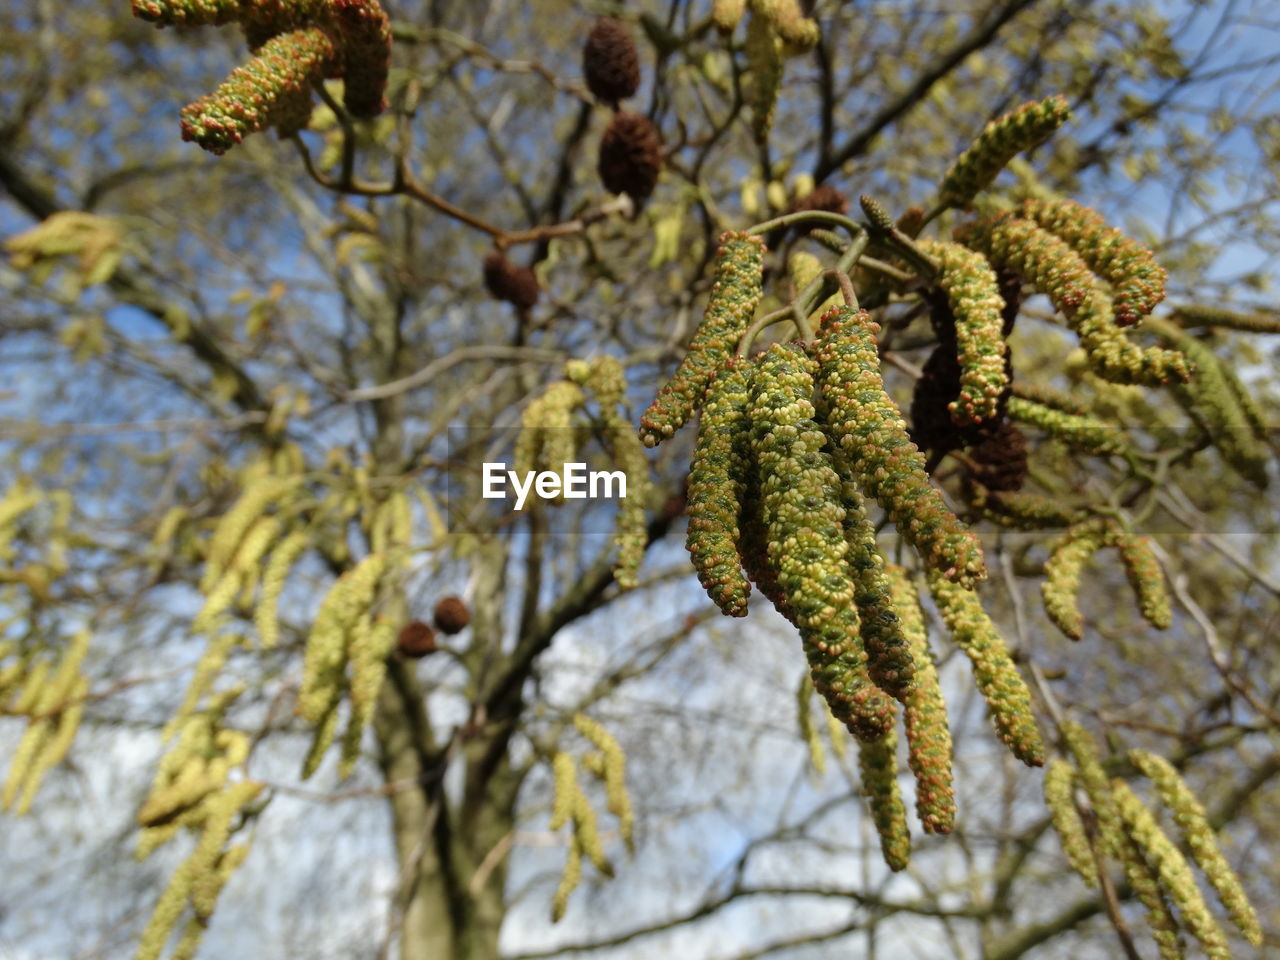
{"left": 712, "top": 0, "right": 746, "bottom": 32}
{"left": 788, "top": 251, "right": 842, "bottom": 323}
{"left": 1116, "top": 829, "right": 1187, "bottom": 960}
{"left": 301, "top": 696, "right": 341, "bottom": 779}
{"left": 858, "top": 727, "right": 911, "bottom": 871}
{"left": 201, "top": 477, "right": 298, "bottom": 593}
{"left": 751, "top": 0, "right": 820, "bottom": 49}
{"left": 179, "top": 27, "right": 337, "bottom": 154}
{"left": 130, "top": 0, "right": 239, "bottom": 27}
{"left": 255, "top": 529, "right": 310, "bottom": 649}
{"left": 1043, "top": 759, "right": 1097, "bottom": 886}
{"left": 1113, "top": 534, "right": 1173, "bottom": 631}
{"left": 967, "top": 483, "right": 1087, "bottom": 530}
{"left": 749, "top": 343, "right": 894, "bottom": 741}
{"left": 1075, "top": 289, "right": 1194, "bottom": 385}
{"left": 165, "top": 632, "right": 243, "bottom": 739}
{"left": 1041, "top": 521, "right": 1111, "bottom": 640}
{"left": 551, "top": 833, "right": 583, "bottom": 923}
{"left": 1060, "top": 722, "right": 1123, "bottom": 858}
{"left": 926, "top": 572, "right": 1044, "bottom": 766}
{"left": 744, "top": 13, "right": 783, "bottom": 142}
{"left": 937, "top": 95, "right": 1072, "bottom": 210}
{"left": 956, "top": 214, "right": 1094, "bottom": 317}
{"left": 1130, "top": 751, "right": 1262, "bottom": 945}
{"left": 298, "top": 552, "right": 385, "bottom": 724}
{"left": 796, "top": 674, "right": 827, "bottom": 774}
{"left": 640, "top": 232, "right": 765, "bottom": 446}
{"left": 832, "top": 452, "right": 916, "bottom": 700}
{"left": 1146, "top": 317, "right": 1270, "bottom": 487}
{"left": 1113, "top": 779, "right": 1231, "bottom": 960}
{"left": 737, "top": 466, "right": 793, "bottom": 619}
{"left": 686, "top": 362, "right": 753, "bottom": 616}
{"left": 918, "top": 239, "right": 1009, "bottom": 426}
{"left": 339, "top": 614, "right": 397, "bottom": 778}
{"left": 1020, "top": 198, "right": 1166, "bottom": 326}
{"left": 1005, "top": 396, "right": 1129, "bottom": 456}
{"left": 549, "top": 753, "right": 577, "bottom": 832}
{"left": 1011, "top": 380, "right": 1090, "bottom": 416}
{"left": 813, "top": 307, "right": 986, "bottom": 587}
{"left": 884, "top": 566, "right": 954, "bottom": 834}
{"left": 514, "top": 381, "right": 585, "bottom": 494}
{"left": 1172, "top": 303, "right": 1280, "bottom": 335}
{"left": 573, "top": 714, "right": 635, "bottom": 853}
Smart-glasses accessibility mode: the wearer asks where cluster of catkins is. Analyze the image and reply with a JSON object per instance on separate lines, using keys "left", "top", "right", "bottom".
{"left": 131, "top": 0, "right": 392, "bottom": 154}
{"left": 133, "top": 689, "right": 264, "bottom": 960}
{"left": 640, "top": 231, "right": 1053, "bottom": 870}
{"left": 1045, "top": 725, "right": 1262, "bottom": 958}
{"left": 547, "top": 715, "right": 636, "bottom": 922}
{"left": 515, "top": 356, "right": 653, "bottom": 589}
{"left": 712, "top": 0, "right": 820, "bottom": 141}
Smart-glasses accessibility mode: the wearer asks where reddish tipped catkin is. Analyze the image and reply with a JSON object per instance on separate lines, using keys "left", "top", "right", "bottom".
{"left": 956, "top": 214, "right": 1094, "bottom": 318}
{"left": 639, "top": 232, "right": 764, "bottom": 446}
{"left": 132, "top": 0, "right": 240, "bottom": 26}
{"left": 927, "top": 572, "right": 1045, "bottom": 767}
{"left": 938, "top": 95, "right": 1072, "bottom": 210}
{"left": 749, "top": 344, "right": 894, "bottom": 741}
{"left": 686, "top": 362, "right": 753, "bottom": 617}
{"left": 1020, "top": 198, "right": 1166, "bottom": 326}
{"left": 598, "top": 111, "right": 663, "bottom": 203}
{"left": 1076, "top": 289, "right": 1193, "bottom": 385}
{"left": 583, "top": 17, "right": 641, "bottom": 106}
{"left": 180, "top": 27, "right": 337, "bottom": 154}
{"left": 813, "top": 307, "right": 986, "bottom": 587}
{"left": 328, "top": 0, "right": 393, "bottom": 118}
{"left": 483, "top": 252, "right": 541, "bottom": 310}
{"left": 918, "top": 239, "right": 1009, "bottom": 426}
{"left": 884, "top": 565, "right": 955, "bottom": 834}
{"left": 1113, "top": 534, "right": 1172, "bottom": 630}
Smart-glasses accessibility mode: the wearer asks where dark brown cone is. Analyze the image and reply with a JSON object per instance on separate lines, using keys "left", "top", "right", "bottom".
{"left": 896, "top": 206, "right": 926, "bottom": 239}
{"left": 788, "top": 185, "right": 849, "bottom": 236}
{"left": 598, "top": 111, "right": 663, "bottom": 204}
{"left": 433, "top": 596, "right": 471, "bottom": 635}
{"left": 967, "top": 421, "right": 1028, "bottom": 492}
{"left": 912, "top": 344, "right": 965, "bottom": 456}
{"left": 583, "top": 17, "right": 641, "bottom": 106}
{"left": 397, "top": 620, "right": 437, "bottom": 658}
{"left": 483, "top": 252, "right": 540, "bottom": 310}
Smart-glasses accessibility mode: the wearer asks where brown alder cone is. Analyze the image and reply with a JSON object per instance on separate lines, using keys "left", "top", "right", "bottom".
{"left": 598, "top": 111, "right": 663, "bottom": 204}
{"left": 583, "top": 17, "right": 641, "bottom": 107}
{"left": 966, "top": 421, "right": 1028, "bottom": 491}
{"left": 433, "top": 597, "right": 471, "bottom": 635}
{"left": 397, "top": 621, "right": 437, "bottom": 658}
{"left": 483, "top": 252, "right": 540, "bottom": 310}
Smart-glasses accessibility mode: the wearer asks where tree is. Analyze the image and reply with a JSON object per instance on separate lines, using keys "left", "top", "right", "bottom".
{"left": 1, "top": 1, "right": 1278, "bottom": 958}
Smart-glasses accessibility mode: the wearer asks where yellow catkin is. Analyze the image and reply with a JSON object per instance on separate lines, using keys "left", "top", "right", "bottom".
{"left": 1043, "top": 759, "right": 1097, "bottom": 886}
{"left": 573, "top": 714, "right": 635, "bottom": 853}
{"left": 797, "top": 673, "right": 827, "bottom": 775}
{"left": 229, "top": 514, "right": 282, "bottom": 598}
{"left": 16, "top": 676, "right": 87, "bottom": 814}
{"left": 1113, "top": 779, "right": 1231, "bottom": 960}
{"left": 788, "top": 251, "right": 842, "bottom": 326}
{"left": 1130, "top": 751, "right": 1262, "bottom": 945}
{"left": 255, "top": 528, "right": 310, "bottom": 649}
{"left": 857, "top": 725, "right": 911, "bottom": 871}
{"left": 1061, "top": 722, "right": 1122, "bottom": 857}
{"left": 200, "top": 477, "right": 299, "bottom": 593}
{"left": 164, "top": 632, "right": 243, "bottom": 739}
{"left": 148, "top": 505, "right": 188, "bottom": 570}
{"left": 2, "top": 720, "right": 51, "bottom": 811}
{"left": 11, "top": 659, "right": 50, "bottom": 714}
{"left": 550, "top": 752, "right": 577, "bottom": 831}
{"left": 551, "top": 833, "right": 583, "bottom": 923}
{"left": 298, "top": 552, "right": 385, "bottom": 724}
{"left": 1116, "top": 829, "right": 1186, "bottom": 960}
{"left": 301, "top": 697, "right": 342, "bottom": 780}
{"left": 339, "top": 615, "right": 397, "bottom": 779}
